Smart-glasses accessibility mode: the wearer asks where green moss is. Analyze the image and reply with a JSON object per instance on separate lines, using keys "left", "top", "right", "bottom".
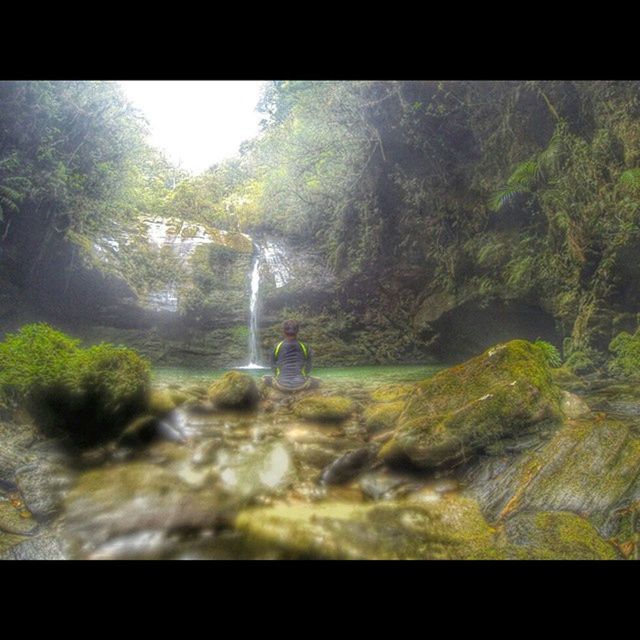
{"left": 234, "top": 496, "right": 507, "bottom": 559}
{"left": 380, "top": 340, "right": 563, "bottom": 469}
{"left": 0, "top": 324, "right": 150, "bottom": 446}
{"left": 208, "top": 371, "right": 259, "bottom": 409}
{"left": 363, "top": 401, "right": 405, "bottom": 433}
{"left": 293, "top": 395, "right": 354, "bottom": 423}
{"left": 369, "top": 383, "right": 414, "bottom": 403}
{"left": 148, "top": 388, "right": 190, "bottom": 415}
{"left": 471, "top": 417, "right": 640, "bottom": 547}
{"left": 504, "top": 511, "right": 620, "bottom": 560}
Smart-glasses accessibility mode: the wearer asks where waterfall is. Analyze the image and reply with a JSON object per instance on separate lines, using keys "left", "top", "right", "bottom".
{"left": 245, "top": 250, "right": 263, "bottom": 368}
{"left": 238, "top": 239, "right": 293, "bottom": 369}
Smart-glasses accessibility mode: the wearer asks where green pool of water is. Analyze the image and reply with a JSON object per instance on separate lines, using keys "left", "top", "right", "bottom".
{"left": 152, "top": 363, "right": 448, "bottom": 389}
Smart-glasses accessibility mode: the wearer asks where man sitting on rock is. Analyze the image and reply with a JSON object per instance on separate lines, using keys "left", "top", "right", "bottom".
{"left": 263, "top": 319, "right": 321, "bottom": 392}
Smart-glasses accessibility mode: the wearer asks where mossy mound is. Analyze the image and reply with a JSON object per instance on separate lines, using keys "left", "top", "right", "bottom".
{"left": 148, "top": 388, "right": 190, "bottom": 415}
{"left": 363, "top": 401, "right": 405, "bottom": 433}
{"left": 369, "top": 384, "right": 414, "bottom": 403}
{"left": 379, "top": 340, "right": 563, "bottom": 469}
{"left": 503, "top": 511, "right": 619, "bottom": 560}
{"left": 234, "top": 496, "right": 507, "bottom": 559}
{"left": 0, "top": 324, "right": 150, "bottom": 447}
{"left": 208, "top": 371, "right": 260, "bottom": 410}
{"left": 293, "top": 395, "right": 354, "bottom": 423}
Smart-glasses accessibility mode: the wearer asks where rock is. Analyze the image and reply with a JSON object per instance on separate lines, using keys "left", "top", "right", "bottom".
{"left": 15, "top": 460, "right": 72, "bottom": 520}
{"left": 1, "top": 530, "right": 67, "bottom": 560}
{"left": 502, "top": 511, "right": 620, "bottom": 560}
{"left": 148, "top": 388, "right": 190, "bottom": 415}
{"left": 64, "top": 462, "right": 229, "bottom": 555}
{"left": 464, "top": 417, "right": 640, "bottom": 549}
{"left": 358, "top": 469, "right": 420, "bottom": 500}
{"left": 369, "top": 384, "right": 414, "bottom": 403}
{"left": 0, "top": 421, "right": 38, "bottom": 481}
{"left": 379, "top": 340, "right": 563, "bottom": 469}
{"left": 216, "top": 441, "right": 295, "bottom": 500}
{"left": 293, "top": 443, "right": 346, "bottom": 469}
{"left": 117, "top": 414, "right": 159, "bottom": 446}
{"left": 560, "top": 390, "right": 591, "bottom": 419}
{"left": 234, "top": 496, "right": 509, "bottom": 559}
{"left": 208, "top": 372, "right": 260, "bottom": 410}
{"left": 293, "top": 395, "right": 354, "bottom": 423}
{"left": 363, "top": 401, "right": 404, "bottom": 433}
{"left": 0, "top": 499, "right": 38, "bottom": 535}
{"left": 185, "top": 400, "right": 218, "bottom": 415}
{"left": 320, "top": 446, "right": 378, "bottom": 485}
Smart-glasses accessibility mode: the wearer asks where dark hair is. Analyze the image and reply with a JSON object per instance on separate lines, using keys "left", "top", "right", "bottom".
{"left": 283, "top": 319, "right": 299, "bottom": 336}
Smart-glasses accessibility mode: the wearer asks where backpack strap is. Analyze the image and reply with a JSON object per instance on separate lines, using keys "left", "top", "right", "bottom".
{"left": 298, "top": 341, "right": 309, "bottom": 376}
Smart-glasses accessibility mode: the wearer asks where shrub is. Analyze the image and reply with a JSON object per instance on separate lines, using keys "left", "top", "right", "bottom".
{"left": 0, "top": 323, "right": 150, "bottom": 446}
{"left": 608, "top": 330, "right": 640, "bottom": 377}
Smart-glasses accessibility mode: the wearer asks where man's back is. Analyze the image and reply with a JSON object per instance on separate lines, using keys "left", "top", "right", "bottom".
{"left": 272, "top": 339, "right": 312, "bottom": 390}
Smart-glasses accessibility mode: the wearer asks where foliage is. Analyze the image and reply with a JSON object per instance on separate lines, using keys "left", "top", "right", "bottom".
{"left": 564, "top": 350, "right": 597, "bottom": 375}
{"left": 608, "top": 330, "right": 640, "bottom": 377}
{"left": 534, "top": 339, "right": 562, "bottom": 368}
{"left": 0, "top": 323, "right": 150, "bottom": 445}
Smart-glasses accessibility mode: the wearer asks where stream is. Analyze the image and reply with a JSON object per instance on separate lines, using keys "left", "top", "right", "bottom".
{"left": 3, "top": 365, "right": 640, "bottom": 559}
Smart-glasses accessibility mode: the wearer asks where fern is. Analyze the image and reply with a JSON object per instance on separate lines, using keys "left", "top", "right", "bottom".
{"left": 534, "top": 339, "right": 562, "bottom": 368}
{"left": 508, "top": 160, "right": 538, "bottom": 187}
{"left": 489, "top": 125, "right": 567, "bottom": 212}
{"left": 536, "top": 131, "right": 566, "bottom": 180}
{"left": 488, "top": 185, "right": 526, "bottom": 211}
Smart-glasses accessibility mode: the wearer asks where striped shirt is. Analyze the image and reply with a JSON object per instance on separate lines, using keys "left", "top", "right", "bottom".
{"left": 271, "top": 339, "right": 313, "bottom": 389}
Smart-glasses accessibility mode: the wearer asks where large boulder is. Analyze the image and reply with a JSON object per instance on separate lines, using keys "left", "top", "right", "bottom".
{"left": 208, "top": 372, "right": 260, "bottom": 410}
{"left": 464, "top": 417, "right": 640, "bottom": 556}
{"left": 379, "top": 340, "right": 563, "bottom": 469}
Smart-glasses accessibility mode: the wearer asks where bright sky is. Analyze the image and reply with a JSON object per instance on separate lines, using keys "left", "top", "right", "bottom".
{"left": 119, "top": 81, "right": 267, "bottom": 174}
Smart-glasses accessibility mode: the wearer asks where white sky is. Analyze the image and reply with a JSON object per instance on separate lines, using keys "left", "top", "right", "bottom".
{"left": 119, "top": 81, "right": 266, "bottom": 174}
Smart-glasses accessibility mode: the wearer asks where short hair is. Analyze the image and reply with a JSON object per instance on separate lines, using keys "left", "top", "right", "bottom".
{"left": 283, "top": 319, "right": 299, "bottom": 336}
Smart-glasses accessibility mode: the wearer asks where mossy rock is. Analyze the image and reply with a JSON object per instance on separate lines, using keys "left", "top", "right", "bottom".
{"left": 560, "top": 390, "right": 591, "bottom": 419}
{"left": 234, "top": 496, "right": 508, "bottom": 559}
{"left": 363, "top": 401, "right": 405, "bottom": 433}
{"left": 148, "top": 388, "right": 190, "bottom": 415}
{"left": 503, "top": 511, "right": 620, "bottom": 560}
{"left": 465, "top": 417, "right": 640, "bottom": 549}
{"left": 208, "top": 372, "right": 260, "bottom": 410}
{"left": 379, "top": 340, "right": 563, "bottom": 469}
{"left": 0, "top": 500, "right": 38, "bottom": 536}
{"left": 0, "top": 324, "right": 150, "bottom": 447}
{"left": 369, "top": 384, "right": 414, "bottom": 403}
{"left": 293, "top": 395, "right": 354, "bottom": 423}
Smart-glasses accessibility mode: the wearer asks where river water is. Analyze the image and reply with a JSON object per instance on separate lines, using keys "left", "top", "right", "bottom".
{"left": 54, "top": 364, "right": 448, "bottom": 559}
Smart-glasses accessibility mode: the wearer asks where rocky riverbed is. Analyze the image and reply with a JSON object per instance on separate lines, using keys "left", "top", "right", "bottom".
{"left": 1, "top": 340, "right": 639, "bottom": 560}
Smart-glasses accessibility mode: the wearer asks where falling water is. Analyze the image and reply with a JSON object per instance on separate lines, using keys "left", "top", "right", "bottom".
{"left": 238, "top": 240, "right": 293, "bottom": 369}
{"left": 244, "top": 251, "right": 264, "bottom": 368}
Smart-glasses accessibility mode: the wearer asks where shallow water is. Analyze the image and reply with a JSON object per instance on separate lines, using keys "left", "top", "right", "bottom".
{"left": 152, "top": 363, "right": 447, "bottom": 389}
